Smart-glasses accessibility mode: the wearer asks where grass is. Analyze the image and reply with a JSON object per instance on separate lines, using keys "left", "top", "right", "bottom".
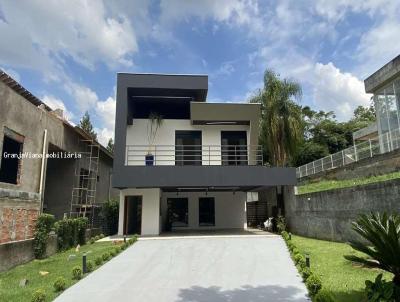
{"left": 297, "top": 171, "right": 400, "bottom": 195}
{"left": 292, "top": 235, "right": 393, "bottom": 302}
{"left": 0, "top": 241, "right": 126, "bottom": 302}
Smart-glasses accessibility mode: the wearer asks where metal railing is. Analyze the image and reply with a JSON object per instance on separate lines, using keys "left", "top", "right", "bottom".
{"left": 126, "top": 145, "right": 263, "bottom": 166}
{"left": 296, "top": 127, "right": 400, "bottom": 178}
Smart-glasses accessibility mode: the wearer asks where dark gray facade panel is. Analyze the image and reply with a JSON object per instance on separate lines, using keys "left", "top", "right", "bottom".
{"left": 112, "top": 166, "right": 297, "bottom": 189}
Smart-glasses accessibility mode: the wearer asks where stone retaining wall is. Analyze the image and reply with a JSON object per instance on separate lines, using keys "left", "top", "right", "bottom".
{"left": 284, "top": 179, "right": 400, "bottom": 242}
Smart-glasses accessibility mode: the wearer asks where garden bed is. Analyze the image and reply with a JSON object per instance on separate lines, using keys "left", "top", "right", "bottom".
{"left": 0, "top": 238, "right": 137, "bottom": 302}
{"left": 290, "top": 235, "right": 393, "bottom": 301}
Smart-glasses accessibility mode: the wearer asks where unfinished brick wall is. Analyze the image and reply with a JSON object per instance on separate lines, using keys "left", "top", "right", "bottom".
{"left": 0, "top": 188, "right": 40, "bottom": 243}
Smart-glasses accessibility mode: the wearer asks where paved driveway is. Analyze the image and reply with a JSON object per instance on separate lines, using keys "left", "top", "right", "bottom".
{"left": 55, "top": 236, "right": 309, "bottom": 302}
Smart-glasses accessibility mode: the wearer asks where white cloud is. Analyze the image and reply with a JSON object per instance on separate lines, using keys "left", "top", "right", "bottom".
{"left": 95, "top": 97, "right": 116, "bottom": 131}
{"left": 42, "top": 95, "right": 74, "bottom": 120}
{"left": 0, "top": 0, "right": 138, "bottom": 74}
{"left": 312, "top": 62, "right": 371, "bottom": 120}
{"left": 64, "top": 82, "right": 99, "bottom": 112}
{"left": 95, "top": 127, "right": 114, "bottom": 146}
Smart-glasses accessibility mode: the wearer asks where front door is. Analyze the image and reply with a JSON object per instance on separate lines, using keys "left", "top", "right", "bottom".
{"left": 124, "top": 196, "right": 142, "bottom": 235}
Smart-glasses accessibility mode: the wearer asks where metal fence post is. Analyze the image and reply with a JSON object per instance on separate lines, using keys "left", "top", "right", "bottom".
{"left": 354, "top": 143, "right": 358, "bottom": 162}
{"left": 330, "top": 154, "right": 333, "bottom": 169}
{"left": 369, "top": 139, "right": 373, "bottom": 157}
{"left": 312, "top": 161, "right": 315, "bottom": 174}
{"left": 387, "top": 132, "right": 391, "bottom": 152}
{"left": 321, "top": 158, "right": 324, "bottom": 171}
{"left": 342, "top": 150, "right": 345, "bottom": 166}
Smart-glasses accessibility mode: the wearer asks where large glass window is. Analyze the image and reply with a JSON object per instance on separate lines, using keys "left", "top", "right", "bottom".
{"left": 175, "top": 131, "right": 202, "bottom": 166}
{"left": 221, "top": 131, "right": 248, "bottom": 165}
{"left": 199, "top": 197, "right": 215, "bottom": 226}
{"left": 167, "top": 198, "right": 188, "bottom": 227}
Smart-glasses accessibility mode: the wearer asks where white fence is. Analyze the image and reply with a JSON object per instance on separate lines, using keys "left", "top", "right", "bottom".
{"left": 296, "top": 127, "right": 400, "bottom": 179}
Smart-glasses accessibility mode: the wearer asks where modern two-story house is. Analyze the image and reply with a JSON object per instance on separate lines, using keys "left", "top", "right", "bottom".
{"left": 113, "top": 73, "right": 296, "bottom": 236}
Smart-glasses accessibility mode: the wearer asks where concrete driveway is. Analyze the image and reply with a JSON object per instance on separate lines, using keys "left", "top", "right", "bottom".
{"left": 55, "top": 236, "right": 309, "bottom": 302}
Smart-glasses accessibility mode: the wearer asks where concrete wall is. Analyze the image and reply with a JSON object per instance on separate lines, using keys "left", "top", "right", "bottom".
{"left": 118, "top": 188, "right": 161, "bottom": 236}
{"left": 161, "top": 191, "right": 247, "bottom": 231}
{"left": 285, "top": 180, "right": 400, "bottom": 242}
{"left": 299, "top": 147, "right": 400, "bottom": 184}
{"left": 126, "top": 119, "right": 250, "bottom": 165}
{"left": 1, "top": 81, "right": 117, "bottom": 237}
{"left": 0, "top": 234, "right": 57, "bottom": 272}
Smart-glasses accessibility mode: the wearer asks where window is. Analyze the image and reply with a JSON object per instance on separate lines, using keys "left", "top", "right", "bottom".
{"left": 221, "top": 131, "right": 248, "bottom": 165}
{"left": 167, "top": 198, "right": 188, "bottom": 227}
{"left": 199, "top": 197, "right": 215, "bottom": 226}
{"left": 175, "top": 131, "right": 202, "bottom": 166}
{"left": 0, "top": 129, "right": 24, "bottom": 184}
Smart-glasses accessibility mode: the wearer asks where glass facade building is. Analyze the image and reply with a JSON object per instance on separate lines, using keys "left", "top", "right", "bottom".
{"left": 374, "top": 76, "right": 400, "bottom": 152}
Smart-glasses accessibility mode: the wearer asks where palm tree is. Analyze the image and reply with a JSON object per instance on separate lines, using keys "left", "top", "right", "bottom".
{"left": 344, "top": 213, "right": 400, "bottom": 286}
{"left": 250, "top": 70, "right": 303, "bottom": 166}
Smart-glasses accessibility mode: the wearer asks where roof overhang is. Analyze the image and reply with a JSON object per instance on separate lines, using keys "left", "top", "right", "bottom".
{"left": 364, "top": 55, "right": 400, "bottom": 93}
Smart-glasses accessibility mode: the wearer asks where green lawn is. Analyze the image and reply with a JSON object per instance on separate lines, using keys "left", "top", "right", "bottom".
{"left": 0, "top": 241, "right": 124, "bottom": 302}
{"left": 292, "top": 235, "right": 393, "bottom": 301}
{"left": 297, "top": 171, "right": 400, "bottom": 195}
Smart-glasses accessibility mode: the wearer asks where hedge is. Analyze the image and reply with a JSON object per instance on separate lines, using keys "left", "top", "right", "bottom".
{"left": 54, "top": 217, "right": 88, "bottom": 250}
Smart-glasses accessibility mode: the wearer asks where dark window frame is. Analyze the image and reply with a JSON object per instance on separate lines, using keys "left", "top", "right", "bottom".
{"left": 0, "top": 127, "right": 24, "bottom": 185}
{"left": 199, "top": 197, "right": 215, "bottom": 226}
{"left": 167, "top": 198, "right": 189, "bottom": 228}
{"left": 221, "top": 130, "right": 248, "bottom": 166}
{"left": 175, "top": 130, "right": 202, "bottom": 166}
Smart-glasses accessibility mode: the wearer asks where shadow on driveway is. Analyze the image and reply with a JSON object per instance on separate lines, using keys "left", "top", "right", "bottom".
{"left": 177, "top": 284, "right": 309, "bottom": 302}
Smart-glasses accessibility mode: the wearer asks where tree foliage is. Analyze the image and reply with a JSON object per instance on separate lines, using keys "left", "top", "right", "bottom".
{"left": 79, "top": 111, "right": 97, "bottom": 141}
{"left": 250, "top": 70, "right": 303, "bottom": 166}
{"left": 106, "top": 138, "right": 114, "bottom": 153}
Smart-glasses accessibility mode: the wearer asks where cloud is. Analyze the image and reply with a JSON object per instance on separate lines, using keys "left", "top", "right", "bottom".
{"left": 64, "top": 82, "right": 99, "bottom": 112}
{"left": 312, "top": 62, "right": 371, "bottom": 120}
{"left": 42, "top": 95, "right": 74, "bottom": 120}
{"left": 95, "top": 127, "right": 114, "bottom": 146}
{"left": 95, "top": 97, "right": 116, "bottom": 131}
{"left": 0, "top": 0, "right": 138, "bottom": 74}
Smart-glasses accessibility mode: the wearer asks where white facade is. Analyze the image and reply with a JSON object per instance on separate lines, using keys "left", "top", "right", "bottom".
{"left": 125, "top": 119, "right": 250, "bottom": 166}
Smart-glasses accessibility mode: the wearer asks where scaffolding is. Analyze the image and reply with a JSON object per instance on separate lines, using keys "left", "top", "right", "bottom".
{"left": 69, "top": 139, "right": 101, "bottom": 228}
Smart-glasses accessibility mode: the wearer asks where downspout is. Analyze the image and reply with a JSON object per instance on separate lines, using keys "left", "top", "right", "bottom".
{"left": 39, "top": 129, "right": 48, "bottom": 213}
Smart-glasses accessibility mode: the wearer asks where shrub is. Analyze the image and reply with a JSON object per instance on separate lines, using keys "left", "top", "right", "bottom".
{"left": 276, "top": 215, "right": 286, "bottom": 233}
{"left": 365, "top": 273, "right": 398, "bottom": 302}
{"left": 293, "top": 253, "right": 304, "bottom": 265}
{"left": 300, "top": 267, "right": 312, "bottom": 281}
{"left": 86, "top": 260, "right": 94, "bottom": 272}
{"left": 314, "top": 289, "right": 335, "bottom": 302}
{"left": 95, "top": 256, "right": 103, "bottom": 266}
{"left": 120, "top": 243, "right": 126, "bottom": 250}
{"left": 72, "top": 266, "right": 82, "bottom": 280}
{"left": 31, "top": 289, "right": 46, "bottom": 302}
{"left": 89, "top": 238, "right": 95, "bottom": 244}
{"left": 100, "top": 199, "right": 119, "bottom": 235}
{"left": 55, "top": 217, "right": 88, "bottom": 251}
{"left": 287, "top": 241, "right": 295, "bottom": 252}
{"left": 53, "top": 277, "right": 67, "bottom": 292}
{"left": 297, "top": 257, "right": 307, "bottom": 270}
{"left": 345, "top": 213, "right": 400, "bottom": 287}
{"left": 110, "top": 250, "right": 116, "bottom": 257}
{"left": 33, "top": 214, "right": 55, "bottom": 259}
{"left": 292, "top": 247, "right": 300, "bottom": 256}
{"left": 305, "top": 273, "right": 322, "bottom": 296}
{"left": 102, "top": 252, "right": 110, "bottom": 261}
{"left": 94, "top": 235, "right": 100, "bottom": 241}
{"left": 99, "top": 233, "right": 105, "bottom": 239}
{"left": 281, "top": 231, "right": 289, "bottom": 241}
{"left": 114, "top": 246, "right": 121, "bottom": 254}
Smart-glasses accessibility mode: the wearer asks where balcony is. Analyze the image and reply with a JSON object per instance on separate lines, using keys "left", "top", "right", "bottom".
{"left": 125, "top": 145, "right": 263, "bottom": 166}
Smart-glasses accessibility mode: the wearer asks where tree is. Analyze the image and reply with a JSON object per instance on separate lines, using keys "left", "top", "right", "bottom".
{"left": 344, "top": 213, "right": 400, "bottom": 286}
{"left": 100, "top": 199, "right": 119, "bottom": 235}
{"left": 106, "top": 138, "right": 114, "bottom": 153}
{"left": 79, "top": 111, "right": 97, "bottom": 140}
{"left": 250, "top": 70, "right": 303, "bottom": 166}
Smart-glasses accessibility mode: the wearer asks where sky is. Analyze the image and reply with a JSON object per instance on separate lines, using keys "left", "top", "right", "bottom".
{"left": 1, "top": 0, "right": 400, "bottom": 145}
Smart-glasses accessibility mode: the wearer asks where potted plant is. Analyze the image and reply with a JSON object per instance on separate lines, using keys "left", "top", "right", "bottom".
{"left": 146, "top": 112, "right": 163, "bottom": 166}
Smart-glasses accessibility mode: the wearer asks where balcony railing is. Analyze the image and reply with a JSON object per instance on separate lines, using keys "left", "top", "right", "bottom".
{"left": 126, "top": 145, "right": 263, "bottom": 166}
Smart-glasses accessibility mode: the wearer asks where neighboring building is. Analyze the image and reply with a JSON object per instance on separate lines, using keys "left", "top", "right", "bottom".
{"left": 113, "top": 73, "right": 296, "bottom": 236}
{"left": 365, "top": 55, "right": 400, "bottom": 153}
{"left": 0, "top": 70, "right": 117, "bottom": 243}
